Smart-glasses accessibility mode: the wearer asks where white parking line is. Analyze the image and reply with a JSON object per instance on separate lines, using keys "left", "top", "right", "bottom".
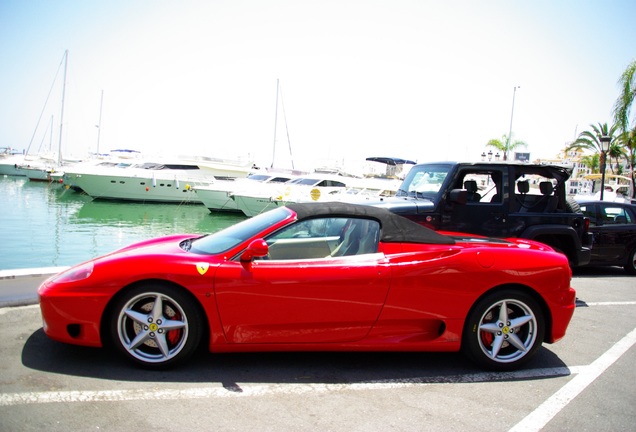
{"left": 584, "top": 301, "right": 636, "bottom": 306}
{"left": 0, "top": 366, "right": 583, "bottom": 407}
{"left": 509, "top": 326, "right": 636, "bottom": 432}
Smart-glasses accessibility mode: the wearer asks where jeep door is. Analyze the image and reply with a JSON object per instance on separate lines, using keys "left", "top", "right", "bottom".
{"left": 441, "top": 167, "right": 513, "bottom": 236}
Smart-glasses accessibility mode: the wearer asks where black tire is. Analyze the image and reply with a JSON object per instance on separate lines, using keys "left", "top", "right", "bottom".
{"left": 109, "top": 283, "right": 203, "bottom": 369}
{"left": 565, "top": 197, "right": 581, "bottom": 213}
{"left": 462, "top": 290, "right": 545, "bottom": 371}
{"left": 624, "top": 248, "right": 636, "bottom": 276}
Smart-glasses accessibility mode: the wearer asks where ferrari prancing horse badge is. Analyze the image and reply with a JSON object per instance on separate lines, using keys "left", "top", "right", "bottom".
{"left": 196, "top": 262, "right": 209, "bottom": 275}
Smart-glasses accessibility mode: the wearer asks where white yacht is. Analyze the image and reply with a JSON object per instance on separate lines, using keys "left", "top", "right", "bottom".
{"left": 63, "top": 156, "right": 255, "bottom": 204}
{"left": 194, "top": 171, "right": 296, "bottom": 213}
{"left": 229, "top": 157, "right": 415, "bottom": 216}
{"left": 231, "top": 172, "right": 356, "bottom": 217}
{"left": 0, "top": 147, "right": 27, "bottom": 176}
{"left": 309, "top": 157, "right": 414, "bottom": 203}
{"left": 18, "top": 152, "right": 64, "bottom": 182}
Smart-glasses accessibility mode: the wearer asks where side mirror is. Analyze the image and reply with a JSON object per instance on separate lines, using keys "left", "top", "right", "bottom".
{"left": 240, "top": 239, "right": 269, "bottom": 261}
{"left": 449, "top": 188, "right": 468, "bottom": 204}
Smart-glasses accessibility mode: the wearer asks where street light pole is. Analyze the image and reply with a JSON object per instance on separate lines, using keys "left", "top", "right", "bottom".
{"left": 599, "top": 135, "right": 611, "bottom": 201}
{"left": 507, "top": 86, "right": 520, "bottom": 161}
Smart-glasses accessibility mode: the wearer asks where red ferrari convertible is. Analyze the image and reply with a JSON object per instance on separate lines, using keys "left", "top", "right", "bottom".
{"left": 38, "top": 202, "right": 575, "bottom": 370}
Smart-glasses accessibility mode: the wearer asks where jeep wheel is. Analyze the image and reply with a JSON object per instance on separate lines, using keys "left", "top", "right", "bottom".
{"left": 565, "top": 197, "right": 581, "bottom": 213}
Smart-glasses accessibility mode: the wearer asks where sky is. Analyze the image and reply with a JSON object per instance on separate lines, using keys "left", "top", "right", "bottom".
{"left": 1, "top": 0, "right": 635, "bottom": 172}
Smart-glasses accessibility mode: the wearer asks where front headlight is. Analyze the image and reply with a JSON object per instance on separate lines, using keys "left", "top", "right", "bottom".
{"left": 50, "top": 262, "right": 94, "bottom": 283}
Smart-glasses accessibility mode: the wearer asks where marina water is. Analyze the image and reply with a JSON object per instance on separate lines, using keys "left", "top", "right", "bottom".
{"left": 0, "top": 176, "right": 246, "bottom": 270}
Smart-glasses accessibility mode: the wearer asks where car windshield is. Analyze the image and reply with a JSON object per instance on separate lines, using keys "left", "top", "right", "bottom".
{"left": 188, "top": 207, "right": 293, "bottom": 255}
{"left": 396, "top": 164, "right": 450, "bottom": 198}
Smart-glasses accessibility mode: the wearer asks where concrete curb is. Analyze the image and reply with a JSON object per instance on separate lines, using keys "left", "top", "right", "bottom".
{"left": 0, "top": 266, "right": 69, "bottom": 280}
{"left": 0, "top": 267, "right": 69, "bottom": 308}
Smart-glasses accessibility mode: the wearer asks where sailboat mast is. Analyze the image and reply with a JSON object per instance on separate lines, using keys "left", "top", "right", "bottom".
{"left": 271, "top": 79, "right": 279, "bottom": 168}
{"left": 57, "top": 50, "right": 68, "bottom": 165}
{"left": 279, "top": 88, "right": 295, "bottom": 170}
{"left": 49, "top": 115, "right": 54, "bottom": 152}
{"left": 96, "top": 89, "right": 103, "bottom": 154}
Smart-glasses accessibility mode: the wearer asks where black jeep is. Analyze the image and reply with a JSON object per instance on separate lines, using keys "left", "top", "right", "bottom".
{"left": 371, "top": 161, "right": 593, "bottom": 267}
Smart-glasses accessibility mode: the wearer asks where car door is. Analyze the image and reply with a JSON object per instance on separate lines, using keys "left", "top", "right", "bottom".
{"left": 213, "top": 254, "right": 391, "bottom": 344}
{"left": 579, "top": 203, "right": 604, "bottom": 263}
{"left": 587, "top": 204, "right": 636, "bottom": 265}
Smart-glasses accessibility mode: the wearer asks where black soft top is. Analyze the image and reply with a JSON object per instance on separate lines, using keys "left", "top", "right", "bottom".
{"left": 286, "top": 202, "right": 455, "bottom": 245}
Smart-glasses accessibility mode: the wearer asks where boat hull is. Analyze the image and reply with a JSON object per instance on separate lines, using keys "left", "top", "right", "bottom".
{"left": 66, "top": 171, "right": 208, "bottom": 203}
{"left": 0, "top": 156, "right": 27, "bottom": 176}
{"left": 232, "top": 193, "right": 282, "bottom": 216}
{"left": 23, "top": 167, "right": 54, "bottom": 182}
{"left": 194, "top": 181, "right": 242, "bottom": 212}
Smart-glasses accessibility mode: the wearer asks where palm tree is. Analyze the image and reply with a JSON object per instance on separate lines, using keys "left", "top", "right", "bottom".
{"left": 608, "top": 140, "right": 627, "bottom": 174}
{"left": 580, "top": 153, "right": 600, "bottom": 174}
{"left": 485, "top": 134, "right": 527, "bottom": 161}
{"left": 617, "top": 125, "right": 636, "bottom": 180}
{"left": 566, "top": 123, "right": 619, "bottom": 176}
{"left": 613, "top": 59, "right": 636, "bottom": 197}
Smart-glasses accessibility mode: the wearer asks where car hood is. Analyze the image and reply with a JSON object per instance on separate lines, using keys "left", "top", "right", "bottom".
{"left": 41, "top": 234, "right": 204, "bottom": 289}
{"left": 109, "top": 233, "right": 196, "bottom": 256}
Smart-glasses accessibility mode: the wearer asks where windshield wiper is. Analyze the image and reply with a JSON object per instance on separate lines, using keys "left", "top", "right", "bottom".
{"left": 413, "top": 191, "right": 434, "bottom": 200}
{"left": 396, "top": 189, "right": 434, "bottom": 200}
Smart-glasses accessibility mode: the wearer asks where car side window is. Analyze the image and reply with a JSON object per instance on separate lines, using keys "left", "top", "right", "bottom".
{"left": 263, "top": 217, "right": 380, "bottom": 260}
{"left": 580, "top": 204, "right": 598, "bottom": 226}
{"left": 601, "top": 206, "right": 632, "bottom": 225}
{"left": 330, "top": 219, "right": 380, "bottom": 257}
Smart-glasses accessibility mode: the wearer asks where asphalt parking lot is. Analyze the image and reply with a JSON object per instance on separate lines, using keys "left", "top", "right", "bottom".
{"left": 1, "top": 267, "right": 635, "bottom": 432}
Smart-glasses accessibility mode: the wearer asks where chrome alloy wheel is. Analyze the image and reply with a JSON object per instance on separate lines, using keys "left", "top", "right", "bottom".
{"left": 116, "top": 291, "right": 189, "bottom": 364}
{"left": 476, "top": 298, "right": 538, "bottom": 364}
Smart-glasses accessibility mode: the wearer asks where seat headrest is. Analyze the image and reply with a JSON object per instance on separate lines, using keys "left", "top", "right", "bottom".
{"left": 517, "top": 180, "right": 529, "bottom": 194}
{"left": 539, "top": 181, "right": 554, "bottom": 195}
{"left": 464, "top": 180, "right": 478, "bottom": 193}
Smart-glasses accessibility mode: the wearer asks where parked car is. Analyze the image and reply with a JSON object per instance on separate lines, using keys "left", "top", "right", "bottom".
{"left": 38, "top": 202, "right": 576, "bottom": 371}
{"left": 577, "top": 200, "right": 636, "bottom": 274}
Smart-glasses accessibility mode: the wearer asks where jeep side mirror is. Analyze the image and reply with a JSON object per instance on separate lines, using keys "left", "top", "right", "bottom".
{"left": 449, "top": 189, "right": 468, "bottom": 204}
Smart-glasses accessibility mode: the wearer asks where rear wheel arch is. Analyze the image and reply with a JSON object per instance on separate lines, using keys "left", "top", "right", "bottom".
{"left": 534, "top": 234, "right": 573, "bottom": 258}
{"left": 465, "top": 284, "right": 553, "bottom": 340}
{"left": 522, "top": 226, "right": 579, "bottom": 264}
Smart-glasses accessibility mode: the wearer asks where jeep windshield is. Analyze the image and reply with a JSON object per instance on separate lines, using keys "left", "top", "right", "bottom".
{"left": 396, "top": 164, "right": 450, "bottom": 199}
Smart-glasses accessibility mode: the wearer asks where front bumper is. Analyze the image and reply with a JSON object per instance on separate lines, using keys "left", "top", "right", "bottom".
{"left": 38, "top": 281, "right": 108, "bottom": 347}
